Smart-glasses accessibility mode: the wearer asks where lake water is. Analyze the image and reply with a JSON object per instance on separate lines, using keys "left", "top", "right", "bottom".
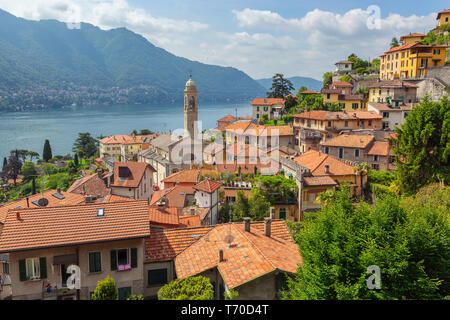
{"left": 0, "top": 102, "right": 252, "bottom": 161}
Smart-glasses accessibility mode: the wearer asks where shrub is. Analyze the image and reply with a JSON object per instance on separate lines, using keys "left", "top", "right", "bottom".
{"left": 91, "top": 276, "right": 117, "bottom": 300}
{"left": 157, "top": 276, "right": 214, "bottom": 300}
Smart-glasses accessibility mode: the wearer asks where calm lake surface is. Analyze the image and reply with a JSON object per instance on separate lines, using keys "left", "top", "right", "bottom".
{"left": 0, "top": 102, "right": 252, "bottom": 161}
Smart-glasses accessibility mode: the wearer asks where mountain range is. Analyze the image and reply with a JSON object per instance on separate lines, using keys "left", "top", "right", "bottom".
{"left": 0, "top": 9, "right": 266, "bottom": 104}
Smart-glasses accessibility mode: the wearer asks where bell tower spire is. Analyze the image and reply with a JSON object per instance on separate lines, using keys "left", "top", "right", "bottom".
{"left": 184, "top": 74, "right": 198, "bottom": 140}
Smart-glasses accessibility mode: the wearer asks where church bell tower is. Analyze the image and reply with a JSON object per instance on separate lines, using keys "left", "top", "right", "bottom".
{"left": 184, "top": 75, "right": 198, "bottom": 140}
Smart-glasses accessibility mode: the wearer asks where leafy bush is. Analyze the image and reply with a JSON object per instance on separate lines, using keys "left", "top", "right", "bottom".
{"left": 127, "top": 294, "right": 144, "bottom": 300}
{"left": 91, "top": 276, "right": 118, "bottom": 300}
{"left": 157, "top": 276, "right": 214, "bottom": 300}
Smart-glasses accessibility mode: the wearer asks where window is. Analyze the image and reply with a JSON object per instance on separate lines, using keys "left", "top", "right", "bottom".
{"left": 344, "top": 121, "right": 348, "bottom": 127}
{"left": 110, "top": 248, "right": 137, "bottom": 271}
{"left": 338, "top": 148, "right": 344, "bottom": 159}
{"left": 324, "top": 146, "right": 329, "bottom": 154}
{"left": 264, "top": 107, "right": 268, "bottom": 112}
{"left": 118, "top": 287, "right": 132, "bottom": 300}
{"left": 2, "top": 262, "right": 9, "bottom": 274}
{"left": 26, "top": 258, "right": 40, "bottom": 279}
{"left": 89, "top": 252, "right": 102, "bottom": 273}
{"left": 382, "top": 112, "right": 389, "bottom": 118}
{"left": 256, "top": 106, "right": 259, "bottom": 111}
{"left": 352, "top": 103, "right": 358, "bottom": 109}
{"left": 327, "top": 121, "right": 331, "bottom": 127}
{"left": 354, "top": 149, "right": 360, "bottom": 158}
{"left": 279, "top": 208, "right": 286, "bottom": 220}
{"left": 373, "top": 155, "right": 379, "bottom": 162}
{"left": 148, "top": 269, "right": 168, "bottom": 286}
{"left": 326, "top": 93, "right": 330, "bottom": 99}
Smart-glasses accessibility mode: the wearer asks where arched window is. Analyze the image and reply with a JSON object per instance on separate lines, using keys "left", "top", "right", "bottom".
{"left": 189, "top": 96, "right": 195, "bottom": 110}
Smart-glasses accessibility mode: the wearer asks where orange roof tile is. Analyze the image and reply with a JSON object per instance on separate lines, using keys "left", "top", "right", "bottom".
{"left": 0, "top": 190, "right": 85, "bottom": 225}
{"left": 194, "top": 179, "right": 222, "bottom": 193}
{"left": 400, "top": 33, "right": 426, "bottom": 40}
{"left": 67, "top": 173, "right": 110, "bottom": 197}
{"left": 102, "top": 194, "right": 135, "bottom": 203}
{"left": 218, "top": 115, "right": 237, "bottom": 122}
{"left": 294, "top": 150, "right": 356, "bottom": 176}
{"left": 262, "top": 125, "right": 293, "bottom": 136}
{"left": 251, "top": 98, "right": 285, "bottom": 106}
{"left": 182, "top": 207, "right": 210, "bottom": 221}
{"left": 299, "top": 90, "right": 320, "bottom": 94}
{"left": 321, "top": 134, "right": 374, "bottom": 149}
{"left": 149, "top": 206, "right": 180, "bottom": 226}
{"left": 367, "top": 141, "right": 390, "bottom": 156}
{"left": 303, "top": 176, "right": 338, "bottom": 186}
{"left": 174, "top": 221, "right": 301, "bottom": 289}
{"left": 0, "top": 200, "right": 151, "bottom": 253}
{"left": 179, "top": 215, "right": 202, "bottom": 228}
{"left": 145, "top": 226, "right": 212, "bottom": 262}
{"left": 293, "top": 111, "right": 382, "bottom": 120}
{"left": 111, "top": 162, "right": 155, "bottom": 188}
{"left": 332, "top": 81, "right": 353, "bottom": 87}
{"left": 437, "top": 9, "right": 450, "bottom": 19}
{"left": 150, "top": 185, "right": 195, "bottom": 208}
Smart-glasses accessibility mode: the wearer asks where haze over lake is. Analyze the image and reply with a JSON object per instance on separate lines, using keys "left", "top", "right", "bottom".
{"left": 0, "top": 102, "right": 251, "bottom": 161}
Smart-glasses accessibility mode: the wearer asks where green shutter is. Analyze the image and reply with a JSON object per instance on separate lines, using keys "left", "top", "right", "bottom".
{"left": 130, "top": 248, "right": 137, "bottom": 268}
{"left": 19, "top": 259, "right": 26, "bottom": 281}
{"left": 39, "top": 257, "right": 47, "bottom": 279}
{"left": 110, "top": 250, "right": 117, "bottom": 271}
{"left": 95, "top": 252, "right": 101, "bottom": 272}
{"left": 89, "top": 252, "right": 95, "bottom": 273}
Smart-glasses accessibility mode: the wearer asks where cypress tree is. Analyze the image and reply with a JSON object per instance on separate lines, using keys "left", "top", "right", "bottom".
{"left": 43, "top": 140, "right": 52, "bottom": 162}
{"left": 2, "top": 157, "right": 7, "bottom": 173}
{"left": 74, "top": 153, "right": 79, "bottom": 167}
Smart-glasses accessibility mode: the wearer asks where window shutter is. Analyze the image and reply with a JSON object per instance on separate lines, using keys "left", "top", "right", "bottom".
{"left": 39, "top": 257, "right": 47, "bottom": 279}
{"left": 110, "top": 250, "right": 117, "bottom": 271}
{"left": 130, "top": 248, "right": 137, "bottom": 268}
{"left": 89, "top": 252, "right": 95, "bottom": 273}
{"left": 19, "top": 259, "right": 26, "bottom": 281}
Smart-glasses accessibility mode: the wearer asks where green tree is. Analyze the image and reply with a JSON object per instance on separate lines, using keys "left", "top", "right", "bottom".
{"left": 5, "top": 154, "right": 22, "bottom": 185}
{"left": 21, "top": 162, "right": 38, "bottom": 181}
{"left": 297, "top": 86, "right": 308, "bottom": 95}
{"left": 157, "top": 276, "right": 214, "bottom": 300}
{"left": 390, "top": 37, "right": 399, "bottom": 48}
{"left": 232, "top": 190, "right": 251, "bottom": 221}
{"left": 127, "top": 294, "right": 144, "bottom": 300}
{"left": 267, "top": 73, "right": 295, "bottom": 98}
{"left": 27, "top": 151, "right": 39, "bottom": 162}
{"left": 249, "top": 188, "right": 271, "bottom": 221}
{"left": 91, "top": 275, "right": 118, "bottom": 300}
{"left": 73, "top": 133, "right": 98, "bottom": 159}
{"left": 322, "top": 72, "right": 333, "bottom": 89}
{"left": 43, "top": 139, "right": 52, "bottom": 162}
{"left": 218, "top": 202, "right": 232, "bottom": 224}
{"left": 284, "top": 95, "right": 297, "bottom": 112}
{"left": 392, "top": 95, "right": 450, "bottom": 194}
{"left": 74, "top": 153, "right": 79, "bottom": 167}
{"left": 283, "top": 186, "right": 450, "bottom": 300}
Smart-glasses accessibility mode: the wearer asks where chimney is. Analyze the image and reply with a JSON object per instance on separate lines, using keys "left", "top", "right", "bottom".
{"left": 243, "top": 217, "right": 250, "bottom": 232}
{"left": 85, "top": 195, "right": 93, "bottom": 203}
{"left": 26, "top": 197, "right": 29, "bottom": 208}
{"left": 264, "top": 217, "right": 272, "bottom": 237}
{"left": 325, "top": 164, "right": 330, "bottom": 174}
{"left": 16, "top": 211, "right": 21, "bottom": 220}
{"left": 270, "top": 207, "right": 276, "bottom": 219}
{"left": 218, "top": 249, "right": 224, "bottom": 263}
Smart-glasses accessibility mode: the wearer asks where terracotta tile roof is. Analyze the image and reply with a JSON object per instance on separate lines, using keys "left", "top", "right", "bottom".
{"left": 400, "top": 33, "right": 426, "bottom": 40}
{"left": 110, "top": 162, "right": 155, "bottom": 188}
{"left": 368, "top": 141, "right": 390, "bottom": 156}
{"left": 368, "top": 80, "right": 418, "bottom": 88}
{"left": 437, "top": 9, "right": 450, "bottom": 19}
{"left": 368, "top": 102, "right": 413, "bottom": 112}
{"left": 216, "top": 160, "right": 280, "bottom": 175}
{"left": 145, "top": 226, "right": 213, "bottom": 262}
{"left": 162, "top": 169, "right": 200, "bottom": 184}
{"left": 150, "top": 185, "right": 195, "bottom": 208}
{"left": 194, "top": 180, "right": 222, "bottom": 193}
{"left": 293, "top": 110, "right": 382, "bottom": 120}
{"left": 182, "top": 207, "right": 211, "bottom": 221}
{"left": 102, "top": 194, "right": 135, "bottom": 203}
{"left": 321, "top": 134, "right": 374, "bottom": 148}
{"left": 0, "top": 200, "right": 151, "bottom": 253}
{"left": 67, "top": 173, "right": 110, "bottom": 197}
{"left": 294, "top": 150, "right": 356, "bottom": 176}
{"left": 149, "top": 206, "right": 180, "bottom": 226}
{"left": 338, "top": 94, "right": 365, "bottom": 101}
{"left": 251, "top": 98, "right": 285, "bottom": 106}
{"left": 332, "top": 81, "right": 353, "bottom": 87}
{"left": 218, "top": 115, "right": 237, "bottom": 122}
{"left": 174, "top": 221, "right": 301, "bottom": 289}
{"left": 262, "top": 125, "right": 293, "bottom": 136}
{"left": 100, "top": 134, "right": 145, "bottom": 145}
{"left": 303, "top": 176, "right": 338, "bottom": 186}
{"left": 0, "top": 190, "right": 85, "bottom": 225}
{"left": 179, "top": 215, "right": 202, "bottom": 228}
{"left": 322, "top": 88, "right": 342, "bottom": 94}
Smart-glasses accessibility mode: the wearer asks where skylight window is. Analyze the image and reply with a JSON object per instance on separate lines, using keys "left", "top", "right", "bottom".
{"left": 52, "top": 193, "right": 65, "bottom": 200}
{"left": 97, "top": 208, "right": 104, "bottom": 217}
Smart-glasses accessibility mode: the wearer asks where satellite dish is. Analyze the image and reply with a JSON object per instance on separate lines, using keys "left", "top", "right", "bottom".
{"left": 224, "top": 235, "right": 234, "bottom": 244}
{"left": 38, "top": 198, "right": 49, "bottom": 207}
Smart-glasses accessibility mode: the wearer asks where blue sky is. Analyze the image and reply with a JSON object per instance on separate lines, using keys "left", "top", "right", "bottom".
{"left": 0, "top": 0, "right": 447, "bottom": 80}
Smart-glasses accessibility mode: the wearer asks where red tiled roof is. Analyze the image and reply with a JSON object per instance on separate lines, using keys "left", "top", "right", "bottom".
{"left": 367, "top": 141, "right": 390, "bottom": 156}
{"left": 321, "top": 134, "right": 374, "bottom": 148}
{"left": 251, "top": 98, "right": 285, "bottom": 106}
{"left": 0, "top": 190, "right": 85, "bottom": 225}
{"left": 368, "top": 102, "right": 413, "bottom": 112}
{"left": 0, "top": 200, "right": 151, "bottom": 253}
{"left": 194, "top": 179, "right": 222, "bottom": 193}
{"left": 218, "top": 115, "right": 237, "bottom": 122}
{"left": 400, "top": 33, "right": 426, "bottom": 40}
{"left": 293, "top": 111, "right": 382, "bottom": 120}
{"left": 111, "top": 162, "right": 155, "bottom": 188}
{"left": 369, "top": 80, "right": 418, "bottom": 88}
{"left": 149, "top": 206, "right": 180, "bottom": 226}
{"left": 67, "top": 173, "right": 110, "bottom": 197}
{"left": 174, "top": 221, "right": 301, "bottom": 289}
{"left": 294, "top": 150, "right": 356, "bottom": 176}
{"left": 299, "top": 90, "right": 320, "bottom": 94}
{"left": 332, "top": 81, "right": 353, "bottom": 87}
{"left": 303, "top": 176, "right": 338, "bottom": 186}
{"left": 322, "top": 88, "right": 342, "bottom": 94}
{"left": 179, "top": 215, "right": 202, "bottom": 228}
{"left": 150, "top": 185, "right": 195, "bottom": 208}
{"left": 437, "top": 9, "right": 450, "bottom": 19}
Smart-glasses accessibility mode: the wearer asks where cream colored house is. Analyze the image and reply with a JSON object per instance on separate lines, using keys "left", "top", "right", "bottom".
{"left": 0, "top": 201, "right": 150, "bottom": 300}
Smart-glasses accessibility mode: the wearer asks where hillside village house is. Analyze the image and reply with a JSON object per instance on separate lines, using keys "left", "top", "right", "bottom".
{"left": 99, "top": 134, "right": 158, "bottom": 161}
{"left": 436, "top": 9, "right": 450, "bottom": 28}
{"left": 251, "top": 98, "right": 285, "bottom": 120}
{"left": 368, "top": 80, "right": 418, "bottom": 104}
{"left": 335, "top": 60, "right": 353, "bottom": 73}
{"left": 192, "top": 179, "right": 222, "bottom": 226}
{"left": 400, "top": 33, "right": 426, "bottom": 45}
{"left": 110, "top": 162, "right": 155, "bottom": 200}
{"left": 379, "top": 41, "right": 447, "bottom": 80}
{"left": 322, "top": 81, "right": 368, "bottom": 111}
{"left": 0, "top": 201, "right": 150, "bottom": 300}
{"left": 216, "top": 115, "right": 253, "bottom": 131}
{"left": 150, "top": 185, "right": 196, "bottom": 213}
{"left": 292, "top": 111, "right": 383, "bottom": 153}
{"left": 368, "top": 102, "right": 412, "bottom": 130}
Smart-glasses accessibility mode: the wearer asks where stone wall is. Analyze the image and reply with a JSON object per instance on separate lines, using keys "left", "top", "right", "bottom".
{"left": 414, "top": 78, "right": 448, "bottom": 101}
{"left": 426, "top": 66, "right": 450, "bottom": 86}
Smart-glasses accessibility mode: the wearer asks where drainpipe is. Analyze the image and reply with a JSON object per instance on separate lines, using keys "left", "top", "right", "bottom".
{"left": 76, "top": 247, "right": 80, "bottom": 300}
